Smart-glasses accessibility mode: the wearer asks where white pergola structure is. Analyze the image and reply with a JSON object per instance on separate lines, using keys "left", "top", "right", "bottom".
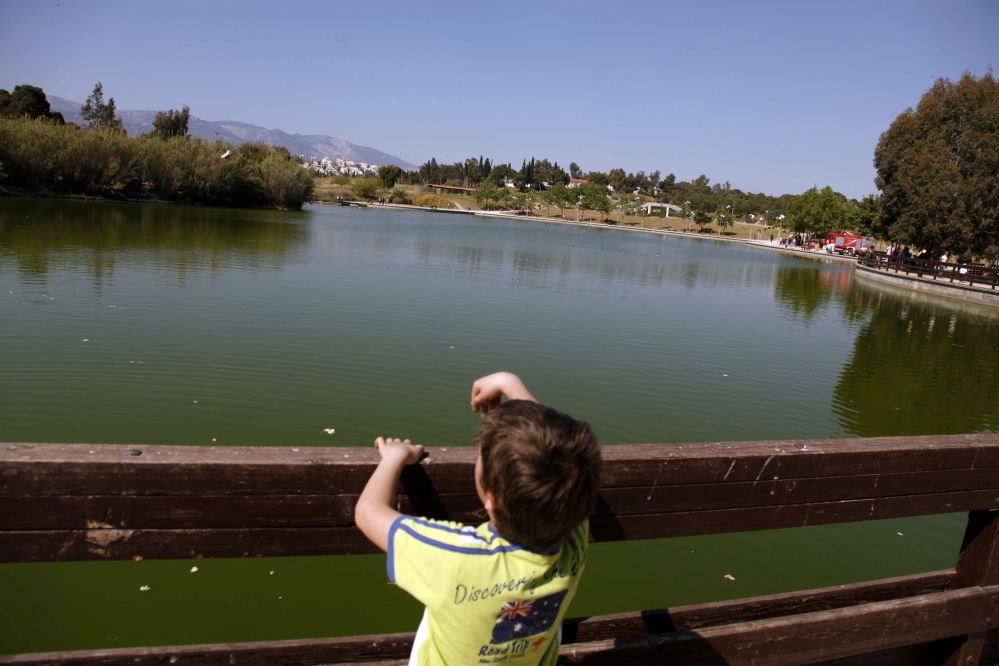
{"left": 639, "top": 202, "right": 683, "bottom": 217}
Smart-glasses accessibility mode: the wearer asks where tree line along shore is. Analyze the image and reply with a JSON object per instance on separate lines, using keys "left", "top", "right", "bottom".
{"left": 1, "top": 73, "right": 996, "bottom": 263}
{"left": 0, "top": 83, "right": 313, "bottom": 210}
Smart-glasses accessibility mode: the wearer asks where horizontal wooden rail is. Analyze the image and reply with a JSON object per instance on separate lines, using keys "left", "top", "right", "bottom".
{"left": 560, "top": 585, "right": 999, "bottom": 665}
{"left": 2, "top": 434, "right": 998, "bottom": 562}
{"left": 3, "top": 434, "right": 998, "bottom": 664}
{"left": 2, "top": 571, "right": 994, "bottom": 665}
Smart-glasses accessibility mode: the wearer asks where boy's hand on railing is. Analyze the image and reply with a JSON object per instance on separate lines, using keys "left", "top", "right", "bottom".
{"left": 471, "top": 372, "right": 536, "bottom": 413}
{"left": 373, "top": 436, "right": 425, "bottom": 465}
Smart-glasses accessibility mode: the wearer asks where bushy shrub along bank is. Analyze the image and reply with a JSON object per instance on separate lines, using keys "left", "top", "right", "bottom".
{"left": 0, "top": 117, "right": 313, "bottom": 210}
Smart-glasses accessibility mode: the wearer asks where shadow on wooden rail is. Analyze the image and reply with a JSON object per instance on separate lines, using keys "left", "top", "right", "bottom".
{"left": 1, "top": 433, "right": 998, "bottom": 665}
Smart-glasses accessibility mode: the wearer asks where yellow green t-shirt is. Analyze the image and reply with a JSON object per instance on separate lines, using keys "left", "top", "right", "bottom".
{"left": 387, "top": 516, "right": 589, "bottom": 665}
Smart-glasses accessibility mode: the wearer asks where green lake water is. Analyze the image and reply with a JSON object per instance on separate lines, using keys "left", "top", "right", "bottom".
{"left": 1, "top": 198, "right": 997, "bottom": 653}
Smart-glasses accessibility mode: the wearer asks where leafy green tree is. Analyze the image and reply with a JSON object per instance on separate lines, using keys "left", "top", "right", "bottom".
{"left": 543, "top": 184, "right": 573, "bottom": 218}
{"left": 618, "top": 193, "right": 639, "bottom": 223}
{"left": 388, "top": 187, "right": 410, "bottom": 204}
{"left": 693, "top": 209, "right": 711, "bottom": 230}
{"left": 607, "top": 168, "right": 626, "bottom": 192}
{"left": 569, "top": 162, "right": 582, "bottom": 179}
{"left": 851, "top": 195, "right": 884, "bottom": 239}
{"left": 659, "top": 173, "right": 677, "bottom": 193}
{"left": 875, "top": 71, "right": 999, "bottom": 261}
{"left": 587, "top": 171, "right": 610, "bottom": 186}
{"left": 474, "top": 180, "right": 502, "bottom": 209}
{"left": 578, "top": 182, "right": 612, "bottom": 221}
{"left": 351, "top": 177, "right": 380, "bottom": 200}
{"left": 0, "top": 84, "right": 64, "bottom": 123}
{"left": 149, "top": 106, "right": 190, "bottom": 139}
{"left": 715, "top": 205, "right": 734, "bottom": 234}
{"left": 509, "top": 191, "right": 535, "bottom": 214}
{"left": 679, "top": 201, "right": 692, "bottom": 220}
{"left": 787, "top": 186, "right": 849, "bottom": 234}
{"left": 488, "top": 163, "right": 516, "bottom": 187}
{"left": 237, "top": 142, "right": 271, "bottom": 163}
{"left": 81, "top": 82, "right": 123, "bottom": 132}
{"left": 377, "top": 164, "right": 402, "bottom": 189}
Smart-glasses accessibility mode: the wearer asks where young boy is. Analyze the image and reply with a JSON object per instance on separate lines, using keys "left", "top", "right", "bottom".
{"left": 355, "top": 371, "right": 602, "bottom": 665}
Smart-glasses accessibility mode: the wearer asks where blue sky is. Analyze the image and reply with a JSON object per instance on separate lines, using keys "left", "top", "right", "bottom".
{"left": 1, "top": 0, "right": 996, "bottom": 198}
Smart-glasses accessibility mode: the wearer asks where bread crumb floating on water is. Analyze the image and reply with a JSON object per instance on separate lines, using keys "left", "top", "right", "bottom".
{"left": 190, "top": 566, "right": 199, "bottom": 573}
{"left": 322, "top": 427, "right": 336, "bottom": 435}
{"left": 897, "top": 531, "right": 904, "bottom": 536}
{"left": 723, "top": 574, "right": 736, "bottom": 581}
{"left": 139, "top": 585, "right": 151, "bottom": 591}
{"left": 82, "top": 339, "right": 89, "bottom": 342}
{"left": 269, "top": 570, "right": 275, "bottom": 576}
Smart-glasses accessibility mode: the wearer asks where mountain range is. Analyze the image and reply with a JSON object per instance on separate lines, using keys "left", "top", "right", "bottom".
{"left": 45, "top": 95, "right": 417, "bottom": 169}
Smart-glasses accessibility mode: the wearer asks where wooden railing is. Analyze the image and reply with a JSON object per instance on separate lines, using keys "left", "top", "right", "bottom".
{"left": 1, "top": 434, "right": 998, "bottom": 665}
{"left": 857, "top": 252, "right": 999, "bottom": 290}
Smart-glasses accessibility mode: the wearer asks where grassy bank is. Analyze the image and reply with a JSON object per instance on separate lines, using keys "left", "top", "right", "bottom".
{"left": 311, "top": 177, "right": 782, "bottom": 240}
{"left": 0, "top": 117, "right": 313, "bottom": 210}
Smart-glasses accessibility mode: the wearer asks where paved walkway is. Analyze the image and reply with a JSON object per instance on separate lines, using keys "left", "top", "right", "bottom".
{"left": 745, "top": 240, "right": 858, "bottom": 264}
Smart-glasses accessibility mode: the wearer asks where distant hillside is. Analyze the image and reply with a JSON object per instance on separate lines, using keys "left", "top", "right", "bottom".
{"left": 46, "top": 95, "right": 417, "bottom": 169}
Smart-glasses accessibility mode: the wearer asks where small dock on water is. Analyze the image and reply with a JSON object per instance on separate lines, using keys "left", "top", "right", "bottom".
{"left": 1, "top": 434, "right": 998, "bottom": 664}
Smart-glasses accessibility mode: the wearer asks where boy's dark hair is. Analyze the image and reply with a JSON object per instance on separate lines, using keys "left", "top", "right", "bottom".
{"left": 476, "top": 400, "right": 602, "bottom": 553}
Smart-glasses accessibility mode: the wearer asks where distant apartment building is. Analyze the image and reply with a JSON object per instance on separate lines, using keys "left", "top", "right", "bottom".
{"left": 301, "top": 156, "right": 380, "bottom": 176}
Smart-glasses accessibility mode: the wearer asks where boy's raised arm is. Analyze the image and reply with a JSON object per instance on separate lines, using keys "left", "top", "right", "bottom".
{"left": 470, "top": 372, "right": 536, "bottom": 413}
{"left": 354, "top": 436, "right": 425, "bottom": 553}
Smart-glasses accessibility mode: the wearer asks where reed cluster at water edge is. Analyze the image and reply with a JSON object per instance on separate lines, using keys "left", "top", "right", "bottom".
{"left": 0, "top": 117, "right": 314, "bottom": 210}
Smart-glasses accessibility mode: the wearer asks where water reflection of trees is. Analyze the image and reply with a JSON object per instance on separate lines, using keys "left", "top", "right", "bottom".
{"left": 409, "top": 237, "right": 780, "bottom": 292}
{"left": 773, "top": 264, "right": 854, "bottom": 323}
{"left": 833, "top": 289, "right": 999, "bottom": 437}
{"left": 0, "top": 198, "right": 307, "bottom": 281}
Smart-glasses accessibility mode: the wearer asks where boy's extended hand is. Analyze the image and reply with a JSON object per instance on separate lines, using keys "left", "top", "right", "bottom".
{"left": 374, "top": 436, "right": 425, "bottom": 464}
{"left": 355, "top": 436, "right": 425, "bottom": 553}
{"left": 471, "top": 372, "right": 537, "bottom": 413}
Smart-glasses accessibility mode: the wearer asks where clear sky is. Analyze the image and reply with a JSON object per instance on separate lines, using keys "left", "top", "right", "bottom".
{"left": 1, "top": 0, "right": 996, "bottom": 198}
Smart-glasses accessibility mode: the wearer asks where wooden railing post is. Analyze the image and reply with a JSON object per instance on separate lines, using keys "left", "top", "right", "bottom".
{"left": 945, "top": 509, "right": 999, "bottom": 665}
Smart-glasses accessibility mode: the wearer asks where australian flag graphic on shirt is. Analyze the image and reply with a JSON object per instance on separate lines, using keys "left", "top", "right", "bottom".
{"left": 490, "top": 590, "right": 568, "bottom": 644}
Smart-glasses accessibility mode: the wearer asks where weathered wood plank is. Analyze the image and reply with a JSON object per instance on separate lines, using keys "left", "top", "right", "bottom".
{"left": 0, "top": 493, "right": 484, "bottom": 530}
{"left": 5, "top": 486, "right": 998, "bottom": 562}
{"left": 0, "top": 526, "right": 379, "bottom": 561}
{"left": 557, "top": 585, "right": 999, "bottom": 665}
{"left": 944, "top": 509, "right": 999, "bottom": 666}
{"left": 596, "top": 468, "right": 999, "bottom": 518}
{"left": 6, "top": 466, "right": 998, "bottom": 531}
{"left": 565, "top": 569, "right": 955, "bottom": 641}
{"left": 591, "top": 488, "right": 999, "bottom": 542}
{"left": 3, "top": 434, "right": 998, "bottom": 497}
